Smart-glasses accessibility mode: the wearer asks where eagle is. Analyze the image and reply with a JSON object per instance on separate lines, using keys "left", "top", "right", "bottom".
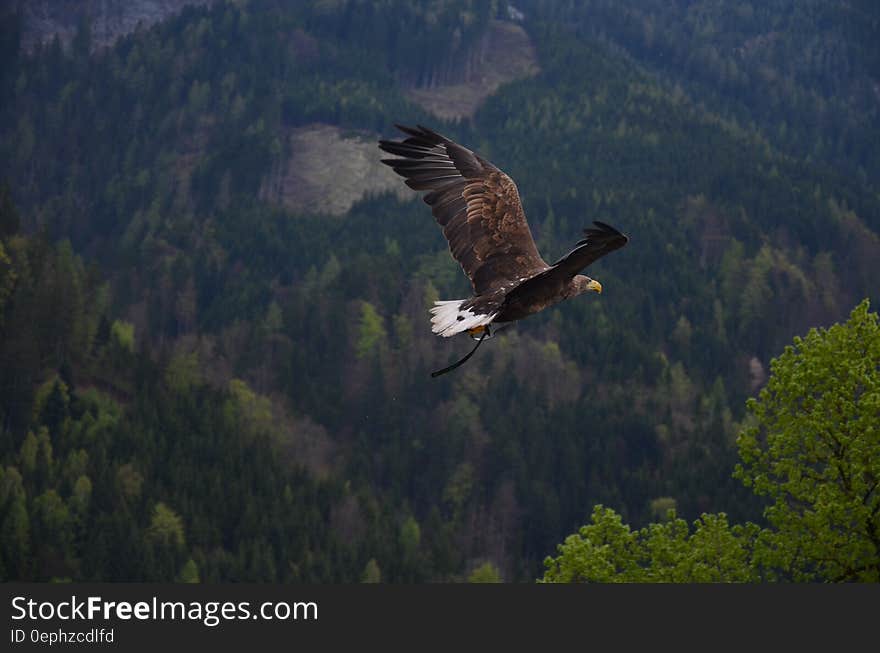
{"left": 379, "top": 124, "right": 629, "bottom": 376}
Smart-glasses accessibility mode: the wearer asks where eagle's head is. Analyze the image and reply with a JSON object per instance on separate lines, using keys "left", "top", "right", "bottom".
{"left": 570, "top": 274, "right": 603, "bottom": 297}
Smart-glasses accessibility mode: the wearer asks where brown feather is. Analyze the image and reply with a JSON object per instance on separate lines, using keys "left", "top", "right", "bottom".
{"left": 379, "top": 125, "right": 549, "bottom": 295}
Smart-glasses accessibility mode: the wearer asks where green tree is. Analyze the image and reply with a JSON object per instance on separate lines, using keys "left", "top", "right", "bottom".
{"left": 70, "top": 475, "right": 92, "bottom": 516}
{"left": 110, "top": 320, "right": 135, "bottom": 353}
{"left": 32, "top": 490, "right": 74, "bottom": 574}
{"left": 178, "top": 558, "right": 200, "bottom": 583}
{"left": 355, "top": 301, "right": 386, "bottom": 360}
{"left": 18, "top": 431, "right": 38, "bottom": 475}
{"left": 544, "top": 300, "right": 879, "bottom": 583}
{"left": 147, "top": 503, "right": 186, "bottom": 549}
{"left": 39, "top": 379, "right": 70, "bottom": 434}
{"left": 541, "top": 506, "right": 758, "bottom": 583}
{"left": 361, "top": 558, "right": 382, "bottom": 583}
{"left": 115, "top": 463, "right": 144, "bottom": 501}
{"left": 164, "top": 350, "right": 202, "bottom": 394}
{"left": 468, "top": 561, "right": 503, "bottom": 583}
{"left": 735, "top": 300, "right": 880, "bottom": 581}
{"left": 224, "top": 378, "right": 274, "bottom": 438}
{"left": 0, "top": 466, "right": 30, "bottom": 579}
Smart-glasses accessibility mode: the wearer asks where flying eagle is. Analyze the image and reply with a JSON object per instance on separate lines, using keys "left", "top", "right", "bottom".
{"left": 379, "top": 124, "right": 628, "bottom": 376}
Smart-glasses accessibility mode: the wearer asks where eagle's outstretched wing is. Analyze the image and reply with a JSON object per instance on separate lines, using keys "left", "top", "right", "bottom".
{"left": 505, "top": 221, "right": 629, "bottom": 301}
{"left": 379, "top": 124, "right": 549, "bottom": 296}
{"left": 549, "top": 221, "right": 629, "bottom": 276}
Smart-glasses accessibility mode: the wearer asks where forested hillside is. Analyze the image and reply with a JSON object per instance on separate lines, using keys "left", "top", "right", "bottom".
{"left": 1, "top": 0, "right": 878, "bottom": 582}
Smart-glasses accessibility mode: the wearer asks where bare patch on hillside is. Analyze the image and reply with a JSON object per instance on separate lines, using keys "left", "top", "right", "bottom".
{"left": 259, "top": 123, "right": 416, "bottom": 216}
{"left": 15, "top": 0, "right": 214, "bottom": 52}
{"left": 406, "top": 20, "right": 540, "bottom": 121}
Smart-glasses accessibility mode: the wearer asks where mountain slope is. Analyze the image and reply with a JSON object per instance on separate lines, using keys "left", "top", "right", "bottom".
{"left": 1, "top": 0, "right": 878, "bottom": 581}
{"left": 11, "top": 0, "right": 213, "bottom": 52}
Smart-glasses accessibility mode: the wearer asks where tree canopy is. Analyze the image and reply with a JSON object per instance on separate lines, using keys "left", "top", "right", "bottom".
{"left": 544, "top": 301, "right": 880, "bottom": 582}
{"left": 735, "top": 299, "right": 880, "bottom": 581}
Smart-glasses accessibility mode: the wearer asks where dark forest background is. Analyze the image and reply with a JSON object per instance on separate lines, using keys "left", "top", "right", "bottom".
{"left": 1, "top": 0, "right": 878, "bottom": 582}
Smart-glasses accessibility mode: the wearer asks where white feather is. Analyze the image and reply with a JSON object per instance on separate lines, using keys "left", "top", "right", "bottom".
{"left": 429, "top": 300, "right": 497, "bottom": 337}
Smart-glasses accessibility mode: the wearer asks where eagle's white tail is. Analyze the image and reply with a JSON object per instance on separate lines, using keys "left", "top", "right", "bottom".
{"left": 430, "top": 300, "right": 496, "bottom": 337}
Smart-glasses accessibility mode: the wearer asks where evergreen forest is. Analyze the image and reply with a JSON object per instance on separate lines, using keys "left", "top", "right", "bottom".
{"left": 1, "top": 0, "right": 878, "bottom": 582}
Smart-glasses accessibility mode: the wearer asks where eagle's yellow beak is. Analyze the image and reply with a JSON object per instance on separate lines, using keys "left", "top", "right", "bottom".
{"left": 587, "top": 279, "right": 602, "bottom": 294}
